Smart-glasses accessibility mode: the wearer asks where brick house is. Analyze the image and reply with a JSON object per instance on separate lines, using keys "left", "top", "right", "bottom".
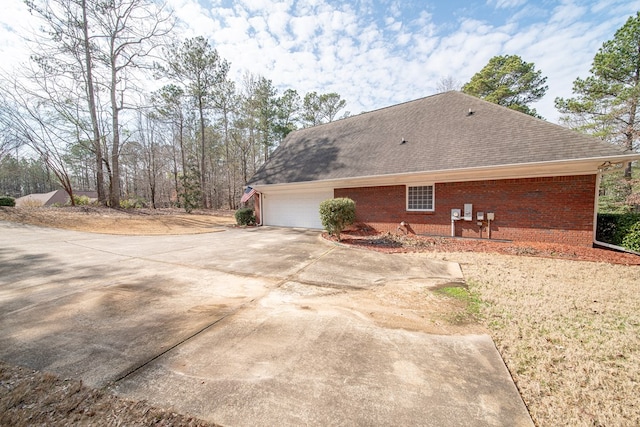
{"left": 246, "top": 91, "right": 640, "bottom": 246}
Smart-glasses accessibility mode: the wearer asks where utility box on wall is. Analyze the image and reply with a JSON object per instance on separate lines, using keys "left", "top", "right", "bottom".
{"left": 463, "top": 204, "right": 473, "bottom": 221}
{"left": 451, "top": 208, "right": 461, "bottom": 220}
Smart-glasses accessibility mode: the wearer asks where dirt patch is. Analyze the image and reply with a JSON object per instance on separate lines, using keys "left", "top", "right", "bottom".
{"left": 0, "top": 361, "right": 219, "bottom": 426}
{"left": 281, "top": 279, "right": 486, "bottom": 336}
{"left": 0, "top": 206, "right": 236, "bottom": 235}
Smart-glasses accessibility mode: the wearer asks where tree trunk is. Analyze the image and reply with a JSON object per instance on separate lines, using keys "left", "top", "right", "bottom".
{"left": 624, "top": 92, "right": 637, "bottom": 179}
{"left": 198, "top": 96, "right": 207, "bottom": 208}
{"left": 108, "top": 54, "right": 121, "bottom": 208}
{"left": 81, "top": 0, "right": 105, "bottom": 204}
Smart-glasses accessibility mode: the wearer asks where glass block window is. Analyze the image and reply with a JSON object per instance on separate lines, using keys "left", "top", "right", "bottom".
{"left": 407, "top": 185, "right": 434, "bottom": 211}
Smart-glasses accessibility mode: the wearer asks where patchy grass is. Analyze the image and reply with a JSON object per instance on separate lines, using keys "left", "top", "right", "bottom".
{"left": 431, "top": 252, "right": 640, "bottom": 427}
{"left": 434, "top": 284, "right": 483, "bottom": 324}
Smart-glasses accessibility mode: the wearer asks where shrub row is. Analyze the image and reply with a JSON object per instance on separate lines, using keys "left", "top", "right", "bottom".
{"left": 597, "top": 213, "right": 640, "bottom": 251}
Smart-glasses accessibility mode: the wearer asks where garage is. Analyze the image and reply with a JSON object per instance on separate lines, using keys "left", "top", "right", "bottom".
{"left": 262, "top": 189, "right": 334, "bottom": 229}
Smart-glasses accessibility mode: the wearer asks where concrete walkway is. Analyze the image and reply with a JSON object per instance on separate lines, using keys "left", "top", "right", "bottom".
{"left": 0, "top": 222, "right": 533, "bottom": 426}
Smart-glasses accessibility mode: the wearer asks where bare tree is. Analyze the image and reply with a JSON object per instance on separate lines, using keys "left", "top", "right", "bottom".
{"left": 152, "top": 84, "right": 187, "bottom": 205}
{"left": 0, "top": 96, "right": 21, "bottom": 162}
{"left": 436, "top": 75, "right": 462, "bottom": 93}
{"left": 1, "top": 79, "right": 79, "bottom": 204}
{"left": 90, "top": 0, "right": 173, "bottom": 207}
{"left": 25, "top": 0, "right": 173, "bottom": 207}
{"left": 26, "top": 0, "right": 107, "bottom": 203}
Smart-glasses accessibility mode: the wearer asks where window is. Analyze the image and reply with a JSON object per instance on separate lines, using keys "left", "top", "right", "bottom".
{"left": 407, "top": 185, "right": 434, "bottom": 211}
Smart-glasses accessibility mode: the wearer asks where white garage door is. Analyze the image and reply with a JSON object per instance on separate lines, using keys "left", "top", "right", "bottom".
{"left": 262, "top": 189, "right": 334, "bottom": 229}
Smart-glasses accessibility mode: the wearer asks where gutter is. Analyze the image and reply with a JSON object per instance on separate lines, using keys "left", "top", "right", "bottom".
{"left": 250, "top": 154, "right": 640, "bottom": 191}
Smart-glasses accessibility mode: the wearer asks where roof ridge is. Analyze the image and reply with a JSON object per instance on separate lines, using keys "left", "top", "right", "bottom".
{"left": 294, "top": 91, "right": 454, "bottom": 133}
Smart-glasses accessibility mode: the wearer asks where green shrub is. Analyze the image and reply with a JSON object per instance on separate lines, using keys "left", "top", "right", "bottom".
{"left": 622, "top": 221, "right": 640, "bottom": 252}
{"left": 0, "top": 196, "right": 16, "bottom": 207}
{"left": 235, "top": 207, "right": 255, "bottom": 226}
{"left": 119, "top": 197, "right": 147, "bottom": 209}
{"left": 319, "top": 197, "right": 356, "bottom": 241}
{"left": 72, "top": 195, "right": 91, "bottom": 206}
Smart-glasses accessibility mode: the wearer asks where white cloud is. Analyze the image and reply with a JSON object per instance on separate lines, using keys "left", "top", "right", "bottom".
{"left": 1, "top": 0, "right": 637, "bottom": 124}
{"left": 0, "top": 0, "right": 36, "bottom": 69}
{"left": 487, "top": 0, "right": 528, "bottom": 9}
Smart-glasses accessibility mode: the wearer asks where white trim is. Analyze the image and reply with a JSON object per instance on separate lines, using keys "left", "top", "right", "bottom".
{"left": 249, "top": 154, "right": 640, "bottom": 193}
{"left": 406, "top": 184, "right": 435, "bottom": 212}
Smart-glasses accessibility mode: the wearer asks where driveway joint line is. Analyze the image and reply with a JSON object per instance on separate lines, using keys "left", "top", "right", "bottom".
{"left": 110, "top": 247, "right": 339, "bottom": 386}
{"left": 63, "top": 240, "right": 198, "bottom": 258}
{"left": 110, "top": 298, "right": 258, "bottom": 386}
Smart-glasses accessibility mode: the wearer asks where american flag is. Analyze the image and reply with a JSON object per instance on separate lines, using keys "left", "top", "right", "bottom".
{"left": 240, "top": 186, "right": 256, "bottom": 203}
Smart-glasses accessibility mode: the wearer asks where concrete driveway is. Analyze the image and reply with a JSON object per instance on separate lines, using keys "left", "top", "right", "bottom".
{"left": 0, "top": 221, "right": 532, "bottom": 426}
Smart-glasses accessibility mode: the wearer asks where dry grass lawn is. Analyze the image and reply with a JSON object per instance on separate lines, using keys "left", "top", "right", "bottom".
{"left": 0, "top": 206, "right": 236, "bottom": 235}
{"left": 426, "top": 251, "right": 640, "bottom": 427}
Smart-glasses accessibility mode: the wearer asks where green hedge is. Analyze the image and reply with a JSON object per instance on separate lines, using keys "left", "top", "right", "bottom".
{"left": 622, "top": 222, "right": 640, "bottom": 252}
{"left": 0, "top": 196, "right": 16, "bottom": 207}
{"left": 597, "top": 213, "right": 640, "bottom": 249}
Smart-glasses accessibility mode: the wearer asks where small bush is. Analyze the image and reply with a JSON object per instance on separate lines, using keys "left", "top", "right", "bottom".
{"left": 622, "top": 221, "right": 640, "bottom": 252}
{"left": 72, "top": 195, "right": 91, "bottom": 206}
{"left": 120, "top": 197, "right": 147, "bottom": 209}
{"left": 235, "top": 207, "right": 255, "bottom": 226}
{"left": 319, "top": 197, "right": 356, "bottom": 241}
{"left": 0, "top": 196, "right": 16, "bottom": 207}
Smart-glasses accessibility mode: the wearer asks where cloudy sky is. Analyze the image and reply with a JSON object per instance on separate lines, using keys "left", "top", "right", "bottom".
{"left": 1, "top": 0, "right": 639, "bottom": 122}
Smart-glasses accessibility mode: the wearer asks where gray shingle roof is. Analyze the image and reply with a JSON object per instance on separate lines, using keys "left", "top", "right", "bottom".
{"left": 248, "top": 91, "right": 630, "bottom": 186}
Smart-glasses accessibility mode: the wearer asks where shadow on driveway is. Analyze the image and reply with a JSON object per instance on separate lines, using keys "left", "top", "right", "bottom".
{"left": 0, "top": 223, "right": 533, "bottom": 426}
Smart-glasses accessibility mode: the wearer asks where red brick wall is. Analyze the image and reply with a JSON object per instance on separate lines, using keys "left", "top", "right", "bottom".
{"left": 335, "top": 175, "right": 597, "bottom": 246}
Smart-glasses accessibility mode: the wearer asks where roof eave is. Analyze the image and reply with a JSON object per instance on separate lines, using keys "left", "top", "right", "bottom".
{"left": 251, "top": 153, "right": 640, "bottom": 192}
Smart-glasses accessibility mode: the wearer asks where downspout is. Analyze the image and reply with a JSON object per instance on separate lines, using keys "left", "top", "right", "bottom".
{"left": 256, "top": 192, "right": 263, "bottom": 226}
{"left": 592, "top": 171, "right": 601, "bottom": 245}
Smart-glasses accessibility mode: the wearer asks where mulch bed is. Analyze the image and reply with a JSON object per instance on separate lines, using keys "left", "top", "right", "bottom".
{"left": 327, "top": 230, "right": 640, "bottom": 265}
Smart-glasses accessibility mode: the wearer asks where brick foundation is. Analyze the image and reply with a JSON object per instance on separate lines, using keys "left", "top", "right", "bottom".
{"left": 335, "top": 175, "right": 597, "bottom": 247}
